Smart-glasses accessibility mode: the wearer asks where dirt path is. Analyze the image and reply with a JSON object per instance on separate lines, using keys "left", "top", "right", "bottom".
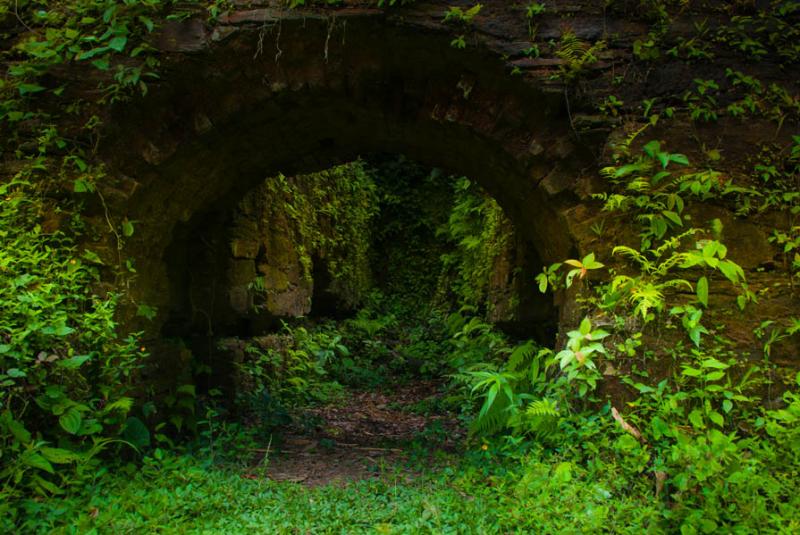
{"left": 252, "top": 381, "right": 464, "bottom": 486}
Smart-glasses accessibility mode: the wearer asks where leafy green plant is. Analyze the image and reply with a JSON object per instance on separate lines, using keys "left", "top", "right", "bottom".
{"left": 525, "top": 1, "right": 545, "bottom": 38}
{"left": 684, "top": 78, "right": 720, "bottom": 122}
{"left": 461, "top": 340, "right": 554, "bottom": 436}
{"left": 599, "top": 95, "right": 624, "bottom": 117}
{"left": 535, "top": 253, "right": 604, "bottom": 293}
{"left": 443, "top": 4, "right": 483, "bottom": 24}
{"left": 554, "top": 31, "right": 606, "bottom": 81}
{"left": 236, "top": 323, "right": 348, "bottom": 412}
{"left": 438, "top": 178, "right": 514, "bottom": 313}
{"left": 526, "top": 2, "right": 545, "bottom": 18}
{"left": 0, "top": 180, "right": 143, "bottom": 501}
{"left": 259, "top": 163, "right": 379, "bottom": 307}
{"left": 554, "top": 318, "right": 608, "bottom": 396}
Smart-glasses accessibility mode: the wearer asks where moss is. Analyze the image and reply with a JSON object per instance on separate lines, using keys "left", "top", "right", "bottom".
{"left": 438, "top": 177, "right": 514, "bottom": 314}
{"left": 261, "top": 162, "right": 379, "bottom": 308}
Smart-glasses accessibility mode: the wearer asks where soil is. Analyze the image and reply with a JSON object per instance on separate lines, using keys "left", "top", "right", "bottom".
{"left": 249, "top": 381, "right": 465, "bottom": 486}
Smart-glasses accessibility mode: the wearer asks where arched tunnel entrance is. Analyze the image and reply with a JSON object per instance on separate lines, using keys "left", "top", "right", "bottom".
{"left": 92, "top": 9, "right": 594, "bottom": 464}
{"left": 158, "top": 155, "right": 557, "bottom": 400}
{"left": 160, "top": 156, "right": 557, "bottom": 341}
{"left": 101, "top": 11, "right": 591, "bottom": 342}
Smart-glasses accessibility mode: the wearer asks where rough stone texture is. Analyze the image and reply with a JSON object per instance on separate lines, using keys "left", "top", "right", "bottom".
{"left": 486, "top": 223, "right": 556, "bottom": 339}
{"left": 164, "top": 180, "right": 315, "bottom": 336}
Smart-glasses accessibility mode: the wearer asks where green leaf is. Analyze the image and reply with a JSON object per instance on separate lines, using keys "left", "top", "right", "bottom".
{"left": 176, "top": 384, "right": 196, "bottom": 397}
{"left": 42, "top": 324, "right": 75, "bottom": 336}
{"left": 651, "top": 416, "right": 670, "bottom": 439}
{"left": 662, "top": 210, "right": 683, "bottom": 227}
{"left": 136, "top": 304, "right": 158, "bottom": 320}
{"left": 40, "top": 447, "right": 80, "bottom": 464}
{"left": 77, "top": 419, "right": 103, "bottom": 436}
{"left": 57, "top": 355, "right": 90, "bottom": 369}
{"left": 579, "top": 317, "right": 592, "bottom": 336}
{"left": 82, "top": 249, "right": 103, "bottom": 264}
{"left": 536, "top": 273, "right": 548, "bottom": 293}
{"left": 2, "top": 413, "right": 31, "bottom": 443}
{"left": 104, "top": 397, "right": 134, "bottom": 413}
{"left": 24, "top": 453, "right": 54, "bottom": 474}
{"left": 736, "top": 295, "right": 747, "bottom": 310}
{"left": 643, "top": 140, "right": 661, "bottom": 158}
{"left": 122, "top": 219, "right": 135, "bottom": 237}
{"left": 682, "top": 366, "right": 702, "bottom": 377}
{"left": 59, "top": 407, "right": 83, "bottom": 435}
{"left": 122, "top": 417, "right": 150, "bottom": 449}
{"left": 92, "top": 58, "right": 110, "bottom": 71}
{"left": 669, "top": 153, "right": 690, "bottom": 165}
{"left": 689, "top": 327, "right": 703, "bottom": 347}
{"left": 701, "top": 358, "right": 728, "bottom": 369}
{"left": 705, "top": 371, "right": 725, "bottom": 382}
{"left": 722, "top": 399, "right": 733, "bottom": 413}
{"left": 32, "top": 474, "right": 64, "bottom": 495}
{"left": 76, "top": 46, "right": 109, "bottom": 60}
{"left": 73, "top": 178, "right": 94, "bottom": 193}
{"left": 718, "top": 260, "right": 743, "bottom": 284}
{"left": 613, "top": 163, "right": 645, "bottom": 178}
{"left": 565, "top": 268, "right": 579, "bottom": 288}
{"left": 553, "top": 461, "right": 573, "bottom": 483}
{"left": 688, "top": 409, "right": 705, "bottom": 429}
{"left": 108, "top": 36, "right": 127, "bottom": 52}
{"left": 582, "top": 252, "right": 604, "bottom": 269}
{"left": 696, "top": 276, "right": 708, "bottom": 307}
{"left": 18, "top": 83, "right": 46, "bottom": 95}
{"left": 139, "top": 16, "right": 155, "bottom": 32}
{"left": 708, "top": 410, "right": 724, "bottom": 427}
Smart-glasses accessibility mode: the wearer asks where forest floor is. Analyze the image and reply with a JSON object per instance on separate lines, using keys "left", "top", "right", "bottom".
{"left": 20, "top": 371, "right": 670, "bottom": 534}
{"left": 256, "top": 381, "right": 464, "bottom": 486}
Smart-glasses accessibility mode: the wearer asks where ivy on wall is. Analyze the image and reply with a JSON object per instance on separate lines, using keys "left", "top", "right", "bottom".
{"left": 262, "top": 162, "right": 379, "bottom": 308}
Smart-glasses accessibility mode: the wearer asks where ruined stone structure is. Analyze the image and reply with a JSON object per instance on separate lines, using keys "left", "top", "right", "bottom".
{"left": 71, "top": 1, "right": 796, "bottom": 364}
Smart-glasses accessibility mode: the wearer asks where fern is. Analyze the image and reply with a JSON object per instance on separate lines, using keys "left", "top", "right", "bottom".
{"left": 555, "top": 31, "right": 606, "bottom": 81}
{"left": 469, "top": 389, "right": 513, "bottom": 436}
{"left": 510, "top": 398, "right": 560, "bottom": 440}
{"left": 467, "top": 369, "right": 518, "bottom": 436}
{"left": 507, "top": 340, "right": 536, "bottom": 372}
{"left": 526, "top": 398, "right": 559, "bottom": 418}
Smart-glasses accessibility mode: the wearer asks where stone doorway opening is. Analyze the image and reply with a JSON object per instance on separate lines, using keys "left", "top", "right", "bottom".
{"left": 160, "top": 155, "right": 556, "bottom": 342}
{"left": 153, "top": 154, "right": 560, "bottom": 484}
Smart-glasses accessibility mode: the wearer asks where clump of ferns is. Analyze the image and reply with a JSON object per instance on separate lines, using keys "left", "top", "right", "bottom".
{"left": 554, "top": 28, "right": 607, "bottom": 82}
{"left": 461, "top": 340, "right": 561, "bottom": 440}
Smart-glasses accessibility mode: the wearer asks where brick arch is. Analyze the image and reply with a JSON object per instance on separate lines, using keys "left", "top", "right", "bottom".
{"left": 99, "top": 7, "right": 596, "bottom": 335}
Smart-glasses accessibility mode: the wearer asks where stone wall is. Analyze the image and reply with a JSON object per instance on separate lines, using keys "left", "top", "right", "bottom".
{"left": 3, "top": 1, "right": 796, "bottom": 366}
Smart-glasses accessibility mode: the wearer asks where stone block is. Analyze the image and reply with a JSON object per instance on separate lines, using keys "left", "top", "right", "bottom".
{"left": 230, "top": 239, "right": 260, "bottom": 259}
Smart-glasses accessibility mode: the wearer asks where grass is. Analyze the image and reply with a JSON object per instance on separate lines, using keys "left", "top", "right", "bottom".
{"left": 14, "top": 442, "right": 669, "bottom": 534}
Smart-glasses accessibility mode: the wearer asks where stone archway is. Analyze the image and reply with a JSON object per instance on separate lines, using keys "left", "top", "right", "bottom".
{"left": 96, "top": 7, "right": 595, "bottom": 337}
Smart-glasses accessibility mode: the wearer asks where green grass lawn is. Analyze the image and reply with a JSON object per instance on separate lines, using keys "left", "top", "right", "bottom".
{"left": 17, "top": 447, "right": 669, "bottom": 534}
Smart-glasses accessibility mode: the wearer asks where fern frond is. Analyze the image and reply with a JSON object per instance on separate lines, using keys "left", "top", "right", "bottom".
{"left": 518, "top": 398, "right": 560, "bottom": 440}
{"left": 507, "top": 340, "right": 536, "bottom": 372}
{"left": 612, "top": 245, "right": 648, "bottom": 268}
{"left": 469, "top": 390, "right": 513, "bottom": 436}
{"left": 654, "top": 252, "right": 690, "bottom": 275}
{"left": 525, "top": 398, "right": 559, "bottom": 418}
{"left": 652, "top": 228, "right": 700, "bottom": 258}
{"left": 658, "top": 278, "right": 693, "bottom": 291}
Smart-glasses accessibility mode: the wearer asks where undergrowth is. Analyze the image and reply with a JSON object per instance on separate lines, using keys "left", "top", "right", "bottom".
{"left": 1, "top": 1, "right": 800, "bottom": 533}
